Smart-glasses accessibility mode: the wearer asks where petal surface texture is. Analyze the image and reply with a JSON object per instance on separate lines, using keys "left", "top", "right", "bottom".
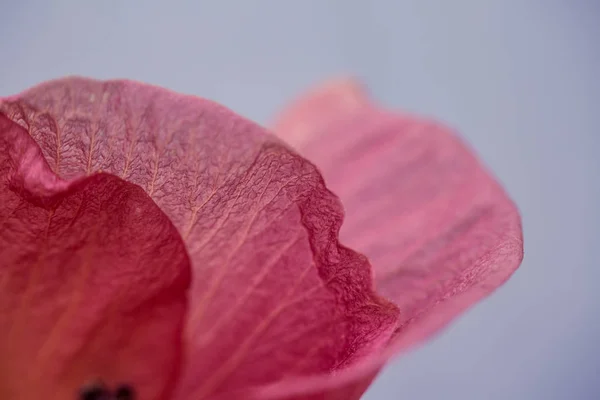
{"left": 274, "top": 79, "right": 524, "bottom": 358}
{"left": 0, "top": 78, "right": 400, "bottom": 400}
{"left": 0, "top": 115, "right": 191, "bottom": 400}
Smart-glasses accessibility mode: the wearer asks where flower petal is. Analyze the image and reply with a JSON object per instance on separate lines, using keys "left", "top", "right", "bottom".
{"left": 0, "top": 115, "right": 190, "bottom": 399}
{"left": 251, "top": 369, "right": 380, "bottom": 400}
{"left": 273, "top": 77, "right": 524, "bottom": 372}
{"left": 1, "top": 79, "right": 400, "bottom": 400}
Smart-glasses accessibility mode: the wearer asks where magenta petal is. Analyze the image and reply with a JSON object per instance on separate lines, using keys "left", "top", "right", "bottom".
{"left": 273, "top": 78, "right": 524, "bottom": 380}
{"left": 1, "top": 78, "right": 400, "bottom": 400}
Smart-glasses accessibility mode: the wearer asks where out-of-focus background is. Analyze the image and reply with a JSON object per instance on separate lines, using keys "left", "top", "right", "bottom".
{"left": 1, "top": 1, "right": 598, "bottom": 399}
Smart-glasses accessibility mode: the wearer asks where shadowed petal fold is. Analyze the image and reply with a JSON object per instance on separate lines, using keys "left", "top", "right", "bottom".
{"left": 0, "top": 115, "right": 191, "bottom": 400}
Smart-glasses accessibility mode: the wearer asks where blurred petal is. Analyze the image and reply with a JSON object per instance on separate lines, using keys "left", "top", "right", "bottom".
{"left": 0, "top": 115, "right": 190, "bottom": 399}
{"left": 1, "top": 79, "right": 399, "bottom": 400}
{"left": 251, "top": 370, "right": 379, "bottom": 400}
{"left": 273, "top": 78, "right": 524, "bottom": 352}
{"left": 273, "top": 78, "right": 369, "bottom": 150}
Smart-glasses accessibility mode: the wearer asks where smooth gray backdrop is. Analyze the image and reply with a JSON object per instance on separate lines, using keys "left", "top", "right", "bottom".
{"left": 1, "top": 1, "right": 598, "bottom": 399}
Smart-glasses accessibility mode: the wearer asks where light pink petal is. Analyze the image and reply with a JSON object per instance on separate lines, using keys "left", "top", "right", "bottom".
{"left": 0, "top": 115, "right": 190, "bottom": 400}
{"left": 1, "top": 78, "right": 400, "bottom": 400}
{"left": 273, "top": 77, "right": 524, "bottom": 368}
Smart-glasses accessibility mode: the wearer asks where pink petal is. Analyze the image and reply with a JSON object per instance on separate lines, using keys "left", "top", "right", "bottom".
{"left": 0, "top": 78, "right": 400, "bottom": 400}
{"left": 272, "top": 78, "right": 524, "bottom": 389}
{"left": 0, "top": 115, "right": 190, "bottom": 400}
{"left": 252, "top": 370, "right": 380, "bottom": 400}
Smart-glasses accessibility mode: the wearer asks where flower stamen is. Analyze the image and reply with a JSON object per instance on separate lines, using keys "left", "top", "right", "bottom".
{"left": 78, "top": 381, "right": 135, "bottom": 400}
{"left": 78, "top": 381, "right": 109, "bottom": 400}
{"left": 114, "top": 384, "right": 135, "bottom": 400}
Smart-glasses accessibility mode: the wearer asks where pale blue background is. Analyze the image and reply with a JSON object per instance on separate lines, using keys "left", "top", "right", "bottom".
{"left": 1, "top": 1, "right": 599, "bottom": 399}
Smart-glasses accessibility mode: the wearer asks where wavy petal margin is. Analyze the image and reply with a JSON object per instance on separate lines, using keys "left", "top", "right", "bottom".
{"left": 268, "top": 78, "right": 524, "bottom": 398}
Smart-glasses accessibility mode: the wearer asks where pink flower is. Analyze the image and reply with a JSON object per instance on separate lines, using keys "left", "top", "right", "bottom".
{"left": 0, "top": 77, "right": 523, "bottom": 400}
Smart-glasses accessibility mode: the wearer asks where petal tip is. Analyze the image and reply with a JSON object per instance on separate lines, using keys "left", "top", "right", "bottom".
{"left": 306, "top": 76, "right": 370, "bottom": 104}
{"left": 273, "top": 76, "right": 372, "bottom": 149}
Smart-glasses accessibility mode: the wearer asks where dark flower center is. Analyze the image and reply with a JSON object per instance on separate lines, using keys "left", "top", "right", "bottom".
{"left": 79, "top": 381, "right": 135, "bottom": 400}
{"left": 114, "top": 385, "right": 135, "bottom": 400}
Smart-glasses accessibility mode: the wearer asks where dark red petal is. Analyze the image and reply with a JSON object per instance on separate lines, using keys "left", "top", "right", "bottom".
{"left": 1, "top": 78, "right": 400, "bottom": 400}
{"left": 271, "top": 78, "right": 524, "bottom": 396}
{"left": 0, "top": 115, "right": 190, "bottom": 400}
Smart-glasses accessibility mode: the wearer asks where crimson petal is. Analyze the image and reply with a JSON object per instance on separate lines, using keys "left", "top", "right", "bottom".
{"left": 0, "top": 115, "right": 190, "bottom": 400}
{"left": 1, "top": 78, "right": 400, "bottom": 400}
